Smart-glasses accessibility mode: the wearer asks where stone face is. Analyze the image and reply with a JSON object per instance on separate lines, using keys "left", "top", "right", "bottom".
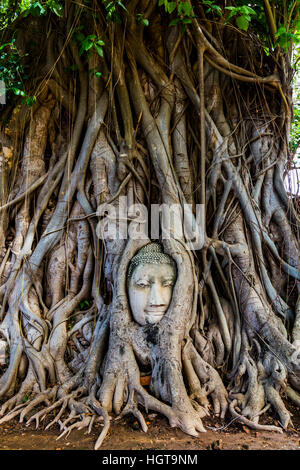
{"left": 128, "top": 262, "right": 176, "bottom": 326}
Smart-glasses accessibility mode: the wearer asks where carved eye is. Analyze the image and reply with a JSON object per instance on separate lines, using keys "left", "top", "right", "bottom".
{"left": 162, "top": 280, "right": 174, "bottom": 287}
{"left": 136, "top": 281, "right": 150, "bottom": 288}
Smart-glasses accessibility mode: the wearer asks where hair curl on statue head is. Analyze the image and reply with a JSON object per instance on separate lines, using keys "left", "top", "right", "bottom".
{"left": 127, "top": 242, "right": 177, "bottom": 281}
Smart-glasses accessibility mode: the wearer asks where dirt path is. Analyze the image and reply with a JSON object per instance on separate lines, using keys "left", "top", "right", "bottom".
{"left": 0, "top": 413, "right": 300, "bottom": 451}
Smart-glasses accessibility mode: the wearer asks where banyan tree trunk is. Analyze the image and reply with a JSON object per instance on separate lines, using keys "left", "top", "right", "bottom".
{"left": 0, "top": 0, "right": 299, "bottom": 449}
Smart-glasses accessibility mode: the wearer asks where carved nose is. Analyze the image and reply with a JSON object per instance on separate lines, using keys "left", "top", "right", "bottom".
{"left": 149, "top": 284, "right": 165, "bottom": 307}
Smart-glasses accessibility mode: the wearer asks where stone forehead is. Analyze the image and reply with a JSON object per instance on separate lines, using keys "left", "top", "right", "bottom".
{"left": 127, "top": 243, "right": 176, "bottom": 279}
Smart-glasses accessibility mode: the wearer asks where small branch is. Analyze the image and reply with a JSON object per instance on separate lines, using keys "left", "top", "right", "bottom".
{"left": 264, "top": 0, "right": 277, "bottom": 42}
{"left": 205, "top": 54, "right": 279, "bottom": 88}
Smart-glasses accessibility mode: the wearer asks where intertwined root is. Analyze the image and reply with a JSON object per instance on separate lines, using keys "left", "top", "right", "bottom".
{"left": 0, "top": 0, "right": 299, "bottom": 451}
{"left": 0, "top": 311, "right": 296, "bottom": 448}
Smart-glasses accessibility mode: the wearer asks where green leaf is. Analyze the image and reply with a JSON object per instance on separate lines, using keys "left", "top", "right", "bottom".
{"left": 167, "top": 2, "right": 177, "bottom": 14}
{"left": 182, "top": 18, "right": 192, "bottom": 24}
{"left": 94, "top": 72, "right": 102, "bottom": 78}
{"left": 79, "top": 38, "right": 94, "bottom": 56}
{"left": 182, "top": 2, "right": 192, "bottom": 16}
{"left": 240, "top": 6, "right": 256, "bottom": 16}
{"left": 12, "top": 88, "right": 25, "bottom": 96}
{"left": 118, "top": 1, "right": 127, "bottom": 11}
{"left": 94, "top": 43, "right": 104, "bottom": 57}
{"left": 178, "top": 2, "right": 183, "bottom": 14}
{"left": 236, "top": 15, "right": 249, "bottom": 31}
{"left": 295, "top": 20, "right": 300, "bottom": 32}
{"left": 225, "top": 11, "right": 236, "bottom": 23}
{"left": 47, "top": 0, "right": 63, "bottom": 17}
{"left": 169, "top": 18, "right": 180, "bottom": 26}
{"left": 25, "top": 95, "right": 37, "bottom": 106}
{"left": 141, "top": 18, "right": 149, "bottom": 26}
{"left": 29, "top": 1, "right": 47, "bottom": 17}
{"left": 275, "top": 26, "right": 286, "bottom": 37}
{"left": 225, "top": 5, "right": 255, "bottom": 26}
{"left": 207, "top": 4, "right": 222, "bottom": 16}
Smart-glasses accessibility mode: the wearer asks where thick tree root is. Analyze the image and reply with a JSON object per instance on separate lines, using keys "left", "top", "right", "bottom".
{"left": 229, "top": 400, "right": 283, "bottom": 433}
{"left": 0, "top": 0, "right": 299, "bottom": 450}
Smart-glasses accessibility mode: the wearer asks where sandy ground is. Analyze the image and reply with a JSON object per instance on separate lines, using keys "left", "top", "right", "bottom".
{"left": 0, "top": 411, "right": 299, "bottom": 451}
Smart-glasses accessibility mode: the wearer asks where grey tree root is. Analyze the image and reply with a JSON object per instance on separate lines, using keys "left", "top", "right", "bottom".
{"left": 0, "top": 5, "right": 299, "bottom": 449}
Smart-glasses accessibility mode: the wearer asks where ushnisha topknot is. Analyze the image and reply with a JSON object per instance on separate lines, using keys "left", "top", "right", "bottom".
{"left": 127, "top": 242, "right": 177, "bottom": 280}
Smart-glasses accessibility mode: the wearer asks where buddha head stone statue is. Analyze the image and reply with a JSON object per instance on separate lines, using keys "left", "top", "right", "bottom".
{"left": 127, "top": 242, "right": 177, "bottom": 326}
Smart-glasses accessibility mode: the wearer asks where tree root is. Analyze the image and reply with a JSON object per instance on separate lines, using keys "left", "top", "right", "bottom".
{"left": 229, "top": 400, "right": 283, "bottom": 433}
{"left": 0, "top": 386, "right": 58, "bottom": 425}
{"left": 0, "top": 3, "right": 299, "bottom": 451}
{"left": 115, "top": 389, "right": 148, "bottom": 432}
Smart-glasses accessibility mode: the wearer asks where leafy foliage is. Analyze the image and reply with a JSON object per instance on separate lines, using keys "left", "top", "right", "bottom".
{"left": 0, "top": 39, "right": 25, "bottom": 98}
{"left": 202, "top": 0, "right": 222, "bottom": 17}
{"left": 0, "top": 1, "right": 299, "bottom": 107}
{"left": 23, "top": 0, "right": 63, "bottom": 18}
{"left": 225, "top": 5, "right": 256, "bottom": 31}
{"left": 275, "top": 26, "right": 299, "bottom": 52}
{"left": 0, "top": 0, "right": 63, "bottom": 29}
{"left": 158, "top": 0, "right": 194, "bottom": 27}
{"left": 156, "top": 0, "right": 299, "bottom": 51}
{"left": 0, "top": 38, "right": 37, "bottom": 106}
{"left": 137, "top": 13, "right": 149, "bottom": 27}
{"left": 291, "top": 105, "right": 300, "bottom": 157}
{"left": 73, "top": 32, "right": 105, "bottom": 58}
{"left": 290, "top": 48, "right": 300, "bottom": 158}
{"left": 103, "top": 0, "right": 127, "bottom": 23}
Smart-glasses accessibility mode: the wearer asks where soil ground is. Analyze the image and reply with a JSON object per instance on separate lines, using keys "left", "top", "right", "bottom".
{"left": 0, "top": 406, "right": 300, "bottom": 451}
